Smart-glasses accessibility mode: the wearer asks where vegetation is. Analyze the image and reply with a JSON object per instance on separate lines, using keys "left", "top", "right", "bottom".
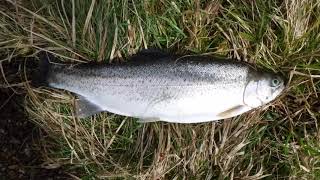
{"left": 0, "top": 0, "right": 320, "bottom": 179}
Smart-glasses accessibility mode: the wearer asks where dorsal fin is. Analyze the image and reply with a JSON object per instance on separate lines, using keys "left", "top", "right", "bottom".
{"left": 129, "top": 49, "right": 175, "bottom": 63}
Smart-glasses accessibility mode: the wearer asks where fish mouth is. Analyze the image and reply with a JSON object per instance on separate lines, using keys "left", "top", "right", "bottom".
{"left": 274, "top": 84, "right": 286, "bottom": 99}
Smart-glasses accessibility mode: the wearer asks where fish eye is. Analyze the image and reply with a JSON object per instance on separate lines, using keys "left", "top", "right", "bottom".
{"left": 271, "top": 78, "right": 281, "bottom": 87}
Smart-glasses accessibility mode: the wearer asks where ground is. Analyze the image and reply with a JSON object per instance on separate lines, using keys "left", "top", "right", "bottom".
{"left": 0, "top": 0, "right": 320, "bottom": 179}
{"left": 0, "top": 63, "right": 68, "bottom": 179}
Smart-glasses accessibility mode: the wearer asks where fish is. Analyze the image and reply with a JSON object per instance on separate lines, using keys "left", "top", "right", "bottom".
{"left": 33, "top": 50, "right": 286, "bottom": 123}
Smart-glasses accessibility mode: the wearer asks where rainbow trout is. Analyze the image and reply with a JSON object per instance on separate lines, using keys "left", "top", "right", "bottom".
{"left": 35, "top": 50, "right": 285, "bottom": 123}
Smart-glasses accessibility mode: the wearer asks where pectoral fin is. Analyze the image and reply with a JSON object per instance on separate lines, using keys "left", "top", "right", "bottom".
{"left": 217, "top": 105, "right": 250, "bottom": 119}
{"left": 75, "top": 95, "right": 103, "bottom": 118}
{"left": 138, "top": 117, "right": 161, "bottom": 123}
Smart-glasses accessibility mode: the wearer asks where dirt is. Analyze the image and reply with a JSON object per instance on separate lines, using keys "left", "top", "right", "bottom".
{"left": 0, "top": 61, "right": 69, "bottom": 179}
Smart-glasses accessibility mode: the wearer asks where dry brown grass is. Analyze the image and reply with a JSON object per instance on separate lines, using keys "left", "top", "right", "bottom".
{"left": 1, "top": 0, "right": 320, "bottom": 179}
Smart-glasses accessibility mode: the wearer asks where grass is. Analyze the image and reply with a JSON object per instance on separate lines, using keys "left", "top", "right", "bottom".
{"left": 0, "top": 0, "right": 320, "bottom": 179}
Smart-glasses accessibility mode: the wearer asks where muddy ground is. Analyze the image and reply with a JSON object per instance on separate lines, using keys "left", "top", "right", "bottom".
{"left": 0, "top": 61, "right": 68, "bottom": 179}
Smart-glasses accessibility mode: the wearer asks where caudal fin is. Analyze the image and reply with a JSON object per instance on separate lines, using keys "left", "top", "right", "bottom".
{"left": 32, "top": 51, "right": 52, "bottom": 87}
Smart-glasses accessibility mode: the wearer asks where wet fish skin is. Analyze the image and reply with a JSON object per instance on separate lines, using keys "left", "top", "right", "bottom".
{"left": 37, "top": 51, "right": 285, "bottom": 123}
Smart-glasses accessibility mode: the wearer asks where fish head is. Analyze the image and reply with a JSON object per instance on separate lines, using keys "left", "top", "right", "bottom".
{"left": 244, "top": 71, "right": 285, "bottom": 108}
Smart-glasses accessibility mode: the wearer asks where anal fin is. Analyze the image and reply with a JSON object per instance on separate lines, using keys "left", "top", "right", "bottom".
{"left": 75, "top": 95, "right": 103, "bottom": 118}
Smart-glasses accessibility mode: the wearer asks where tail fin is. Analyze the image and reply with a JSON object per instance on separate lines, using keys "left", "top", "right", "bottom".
{"left": 32, "top": 51, "right": 52, "bottom": 87}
